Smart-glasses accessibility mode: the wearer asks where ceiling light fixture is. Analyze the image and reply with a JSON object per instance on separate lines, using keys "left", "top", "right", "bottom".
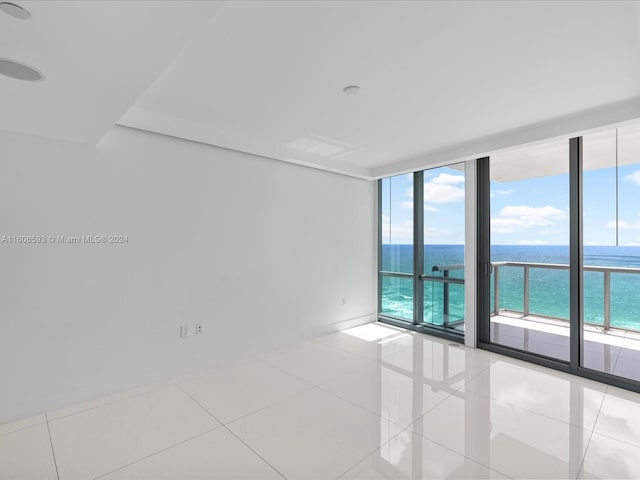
{"left": 0, "top": 2, "right": 30, "bottom": 19}
{"left": 0, "top": 58, "right": 43, "bottom": 81}
{"left": 343, "top": 85, "right": 361, "bottom": 95}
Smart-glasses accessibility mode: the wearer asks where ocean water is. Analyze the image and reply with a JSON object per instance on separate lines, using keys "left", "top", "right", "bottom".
{"left": 381, "top": 244, "right": 640, "bottom": 330}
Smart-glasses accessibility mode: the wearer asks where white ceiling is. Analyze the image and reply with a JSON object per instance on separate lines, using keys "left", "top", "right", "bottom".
{"left": 3, "top": 1, "right": 640, "bottom": 179}
{"left": 0, "top": 0, "right": 223, "bottom": 144}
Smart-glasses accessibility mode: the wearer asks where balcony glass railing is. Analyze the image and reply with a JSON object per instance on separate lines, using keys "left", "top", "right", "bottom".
{"left": 424, "top": 265, "right": 464, "bottom": 328}
{"left": 491, "top": 262, "right": 640, "bottom": 332}
{"left": 430, "top": 262, "right": 640, "bottom": 333}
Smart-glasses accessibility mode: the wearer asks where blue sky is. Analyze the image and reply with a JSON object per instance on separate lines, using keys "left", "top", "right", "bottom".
{"left": 381, "top": 166, "right": 466, "bottom": 245}
{"left": 382, "top": 163, "right": 640, "bottom": 246}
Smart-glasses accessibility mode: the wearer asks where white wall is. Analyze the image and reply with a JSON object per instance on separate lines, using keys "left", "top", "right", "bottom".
{"left": 0, "top": 126, "right": 377, "bottom": 423}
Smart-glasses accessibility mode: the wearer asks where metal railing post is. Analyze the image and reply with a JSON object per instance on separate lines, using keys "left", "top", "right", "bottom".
{"left": 604, "top": 271, "right": 611, "bottom": 331}
{"left": 480, "top": 260, "right": 637, "bottom": 333}
{"left": 493, "top": 264, "right": 499, "bottom": 316}
{"left": 523, "top": 265, "right": 530, "bottom": 316}
{"left": 443, "top": 270, "right": 450, "bottom": 320}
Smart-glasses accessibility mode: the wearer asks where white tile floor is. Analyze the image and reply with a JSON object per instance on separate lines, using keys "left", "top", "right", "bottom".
{"left": 2, "top": 322, "right": 640, "bottom": 479}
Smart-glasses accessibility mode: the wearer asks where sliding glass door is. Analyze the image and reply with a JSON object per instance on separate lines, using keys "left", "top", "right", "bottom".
{"left": 479, "top": 126, "right": 640, "bottom": 391}
{"left": 487, "top": 139, "right": 571, "bottom": 361}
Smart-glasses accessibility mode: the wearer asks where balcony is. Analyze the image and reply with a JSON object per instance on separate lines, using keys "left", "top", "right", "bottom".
{"left": 433, "top": 261, "right": 640, "bottom": 381}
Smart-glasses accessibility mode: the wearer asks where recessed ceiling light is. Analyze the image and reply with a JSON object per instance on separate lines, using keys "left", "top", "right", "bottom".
{"left": 0, "top": 58, "right": 43, "bottom": 81}
{"left": 0, "top": 2, "right": 30, "bottom": 19}
{"left": 343, "top": 85, "right": 361, "bottom": 95}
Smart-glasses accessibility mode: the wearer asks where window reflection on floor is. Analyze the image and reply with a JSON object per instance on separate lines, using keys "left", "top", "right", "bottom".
{"left": 342, "top": 328, "right": 598, "bottom": 479}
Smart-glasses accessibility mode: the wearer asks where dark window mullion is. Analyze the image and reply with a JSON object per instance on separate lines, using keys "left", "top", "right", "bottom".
{"left": 569, "top": 137, "right": 583, "bottom": 369}
{"left": 476, "top": 157, "right": 491, "bottom": 343}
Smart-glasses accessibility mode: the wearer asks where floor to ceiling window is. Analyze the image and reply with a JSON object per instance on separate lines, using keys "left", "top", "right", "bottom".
{"left": 379, "top": 124, "right": 640, "bottom": 390}
{"left": 422, "top": 165, "right": 466, "bottom": 333}
{"left": 378, "top": 165, "right": 466, "bottom": 340}
{"left": 581, "top": 126, "right": 640, "bottom": 381}
{"left": 379, "top": 174, "right": 414, "bottom": 321}
{"left": 478, "top": 124, "right": 640, "bottom": 392}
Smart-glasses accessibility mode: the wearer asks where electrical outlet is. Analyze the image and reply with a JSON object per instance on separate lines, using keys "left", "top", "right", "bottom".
{"left": 342, "top": 296, "right": 347, "bottom": 305}
{"left": 195, "top": 324, "right": 203, "bottom": 335}
{"left": 180, "top": 325, "right": 189, "bottom": 338}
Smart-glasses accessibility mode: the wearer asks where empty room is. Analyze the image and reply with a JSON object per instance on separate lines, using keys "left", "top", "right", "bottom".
{"left": 2, "top": 0, "right": 640, "bottom": 479}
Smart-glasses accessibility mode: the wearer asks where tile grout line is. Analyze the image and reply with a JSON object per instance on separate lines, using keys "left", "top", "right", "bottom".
{"left": 267, "top": 336, "right": 506, "bottom": 477}
{"left": 574, "top": 430, "right": 594, "bottom": 479}
{"left": 460, "top": 385, "right": 605, "bottom": 432}
{"left": 407, "top": 380, "right": 599, "bottom": 480}
{"left": 611, "top": 345, "right": 624, "bottom": 373}
{"left": 91, "top": 427, "right": 221, "bottom": 480}
{"left": 575, "top": 384, "right": 608, "bottom": 479}
{"left": 580, "top": 422, "right": 640, "bottom": 450}
{"left": 316, "top": 360, "right": 462, "bottom": 434}
{"left": 0, "top": 418, "right": 48, "bottom": 438}
{"left": 222, "top": 425, "right": 288, "bottom": 480}
{"left": 574, "top": 422, "right": 597, "bottom": 478}
{"left": 217, "top": 387, "right": 313, "bottom": 427}
{"left": 92, "top": 377, "right": 227, "bottom": 479}
{"left": 457, "top": 356, "right": 613, "bottom": 428}
{"left": 174, "top": 361, "right": 314, "bottom": 428}
{"left": 46, "top": 377, "right": 173, "bottom": 424}
{"left": 44, "top": 412, "right": 60, "bottom": 480}
{"left": 333, "top": 421, "right": 409, "bottom": 480}
{"left": 575, "top": 384, "right": 640, "bottom": 452}
{"left": 314, "top": 335, "right": 414, "bottom": 363}
{"left": 327, "top": 351, "right": 498, "bottom": 479}
{"left": 167, "top": 377, "right": 225, "bottom": 425}
{"left": 168, "top": 377, "right": 288, "bottom": 480}
{"left": 404, "top": 415, "right": 514, "bottom": 480}
{"left": 591, "top": 384, "right": 608, "bottom": 435}
{"left": 335, "top": 416, "right": 512, "bottom": 480}
{"left": 261, "top": 354, "right": 373, "bottom": 389}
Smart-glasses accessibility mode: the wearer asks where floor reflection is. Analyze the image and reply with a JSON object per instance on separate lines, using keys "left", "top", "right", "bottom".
{"left": 356, "top": 332, "right": 595, "bottom": 479}
{"left": 490, "top": 314, "right": 640, "bottom": 382}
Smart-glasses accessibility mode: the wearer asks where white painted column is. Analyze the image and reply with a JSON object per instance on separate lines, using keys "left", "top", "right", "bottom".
{"left": 464, "top": 160, "right": 477, "bottom": 348}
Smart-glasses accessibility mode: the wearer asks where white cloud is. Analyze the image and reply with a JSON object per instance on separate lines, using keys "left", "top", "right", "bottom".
{"left": 381, "top": 215, "right": 449, "bottom": 243}
{"left": 424, "top": 173, "right": 465, "bottom": 204}
{"left": 432, "top": 173, "right": 465, "bottom": 185}
{"left": 605, "top": 220, "right": 640, "bottom": 230}
{"left": 625, "top": 170, "right": 640, "bottom": 186}
{"left": 490, "top": 188, "right": 515, "bottom": 198}
{"left": 491, "top": 205, "right": 567, "bottom": 234}
{"left": 381, "top": 215, "right": 413, "bottom": 244}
